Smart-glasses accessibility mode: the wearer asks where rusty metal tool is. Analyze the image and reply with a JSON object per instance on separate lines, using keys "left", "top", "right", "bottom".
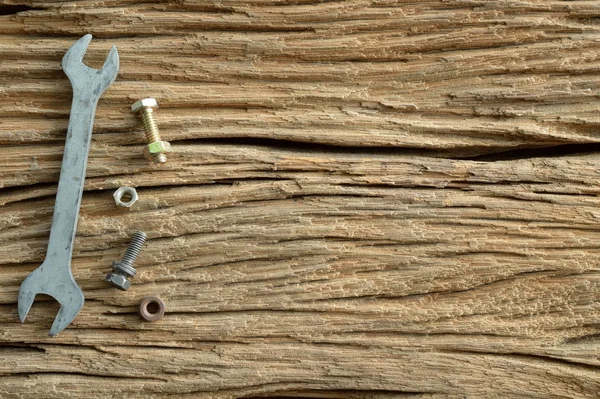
{"left": 17, "top": 35, "right": 119, "bottom": 336}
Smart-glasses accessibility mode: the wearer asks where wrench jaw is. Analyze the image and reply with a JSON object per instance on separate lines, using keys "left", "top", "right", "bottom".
{"left": 49, "top": 288, "right": 85, "bottom": 337}
{"left": 102, "top": 45, "right": 120, "bottom": 80}
{"left": 62, "top": 34, "right": 120, "bottom": 96}
{"left": 18, "top": 263, "right": 85, "bottom": 337}
{"left": 17, "top": 278, "right": 38, "bottom": 324}
{"left": 18, "top": 265, "right": 49, "bottom": 324}
{"left": 61, "top": 34, "right": 93, "bottom": 67}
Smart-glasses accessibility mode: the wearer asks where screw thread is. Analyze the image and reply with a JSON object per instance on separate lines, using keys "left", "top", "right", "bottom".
{"left": 141, "top": 108, "right": 161, "bottom": 143}
{"left": 153, "top": 153, "right": 167, "bottom": 164}
{"left": 122, "top": 231, "right": 147, "bottom": 266}
{"left": 140, "top": 107, "right": 167, "bottom": 164}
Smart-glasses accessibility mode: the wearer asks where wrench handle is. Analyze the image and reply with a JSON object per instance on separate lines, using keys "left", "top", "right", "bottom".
{"left": 45, "top": 91, "right": 99, "bottom": 264}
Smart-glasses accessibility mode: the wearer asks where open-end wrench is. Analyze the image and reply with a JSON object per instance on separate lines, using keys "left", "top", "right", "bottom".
{"left": 18, "top": 35, "right": 119, "bottom": 336}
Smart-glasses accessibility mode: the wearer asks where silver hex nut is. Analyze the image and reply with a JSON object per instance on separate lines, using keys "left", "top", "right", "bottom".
{"left": 105, "top": 273, "right": 131, "bottom": 291}
{"left": 113, "top": 186, "right": 139, "bottom": 208}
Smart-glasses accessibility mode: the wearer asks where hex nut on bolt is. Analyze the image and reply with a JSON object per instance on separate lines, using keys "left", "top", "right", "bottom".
{"left": 113, "top": 186, "right": 138, "bottom": 208}
{"left": 139, "top": 296, "right": 165, "bottom": 322}
{"left": 106, "top": 273, "right": 130, "bottom": 291}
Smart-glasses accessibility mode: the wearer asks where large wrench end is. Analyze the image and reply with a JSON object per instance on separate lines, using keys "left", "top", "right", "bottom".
{"left": 17, "top": 264, "right": 85, "bottom": 336}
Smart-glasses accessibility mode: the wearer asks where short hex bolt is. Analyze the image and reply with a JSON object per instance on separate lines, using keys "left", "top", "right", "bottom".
{"left": 106, "top": 231, "right": 147, "bottom": 290}
{"left": 131, "top": 98, "right": 171, "bottom": 164}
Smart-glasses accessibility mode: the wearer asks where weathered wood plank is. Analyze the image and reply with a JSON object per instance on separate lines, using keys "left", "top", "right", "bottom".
{"left": 0, "top": 1, "right": 599, "bottom": 398}
{"left": 1, "top": 1, "right": 600, "bottom": 154}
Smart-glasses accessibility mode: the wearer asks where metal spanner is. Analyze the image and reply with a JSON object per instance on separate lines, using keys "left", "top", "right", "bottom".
{"left": 18, "top": 35, "right": 119, "bottom": 336}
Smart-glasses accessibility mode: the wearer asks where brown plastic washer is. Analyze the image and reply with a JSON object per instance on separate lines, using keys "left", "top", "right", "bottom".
{"left": 139, "top": 295, "right": 165, "bottom": 322}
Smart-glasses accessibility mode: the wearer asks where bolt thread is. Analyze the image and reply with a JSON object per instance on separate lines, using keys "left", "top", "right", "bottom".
{"left": 152, "top": 153, "right": 167, "bottom": 164}
{"left": 140, "top": 108, "right": 167, "bottom": 164}
{"left": 141, "top": 108, "right": 161, "bottom": 143}
{"left": 121, "top": 231, "right": 147, "bottom": 266}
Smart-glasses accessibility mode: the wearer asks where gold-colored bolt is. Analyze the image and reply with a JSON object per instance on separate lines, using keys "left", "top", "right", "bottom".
{"left": 131, "top": 98, "right": 171, "bottom": 164}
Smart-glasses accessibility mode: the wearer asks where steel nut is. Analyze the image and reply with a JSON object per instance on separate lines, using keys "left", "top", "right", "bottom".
{"left": 143, "top": 141, "right": 171, "bottom": 161}
{"left": 131, "top": 98, "right": 158, "bottom": 113}
{"left": 105, "top": 273, "right": 131, "bottom": 291}
{"left": 139, "top": 296, "right": 166, "bottom": 322}
{"left": 113, "top": 186, "right": 139, "bottom": 208}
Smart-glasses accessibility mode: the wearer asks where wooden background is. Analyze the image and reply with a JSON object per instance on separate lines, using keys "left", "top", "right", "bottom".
{"left": 1, "top": 1, "right": 600, "bottom": 397}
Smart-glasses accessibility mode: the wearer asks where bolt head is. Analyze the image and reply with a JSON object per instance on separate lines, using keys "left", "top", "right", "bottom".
{"left": 144, "top": 141, "right": 172, "bottom": 162}
{"left": 105, "top": 273, "right": 131, "bottom": 291}
{"left": 113, "top": 186, "right": 139, "bottom": 208}
{"left": 132, "top": 98, "right": 158, "bottom": 113}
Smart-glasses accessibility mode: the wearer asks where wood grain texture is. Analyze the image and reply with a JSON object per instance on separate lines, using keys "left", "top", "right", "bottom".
{"left": 1, "top": 1, "right": 600, "bottom": 398}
